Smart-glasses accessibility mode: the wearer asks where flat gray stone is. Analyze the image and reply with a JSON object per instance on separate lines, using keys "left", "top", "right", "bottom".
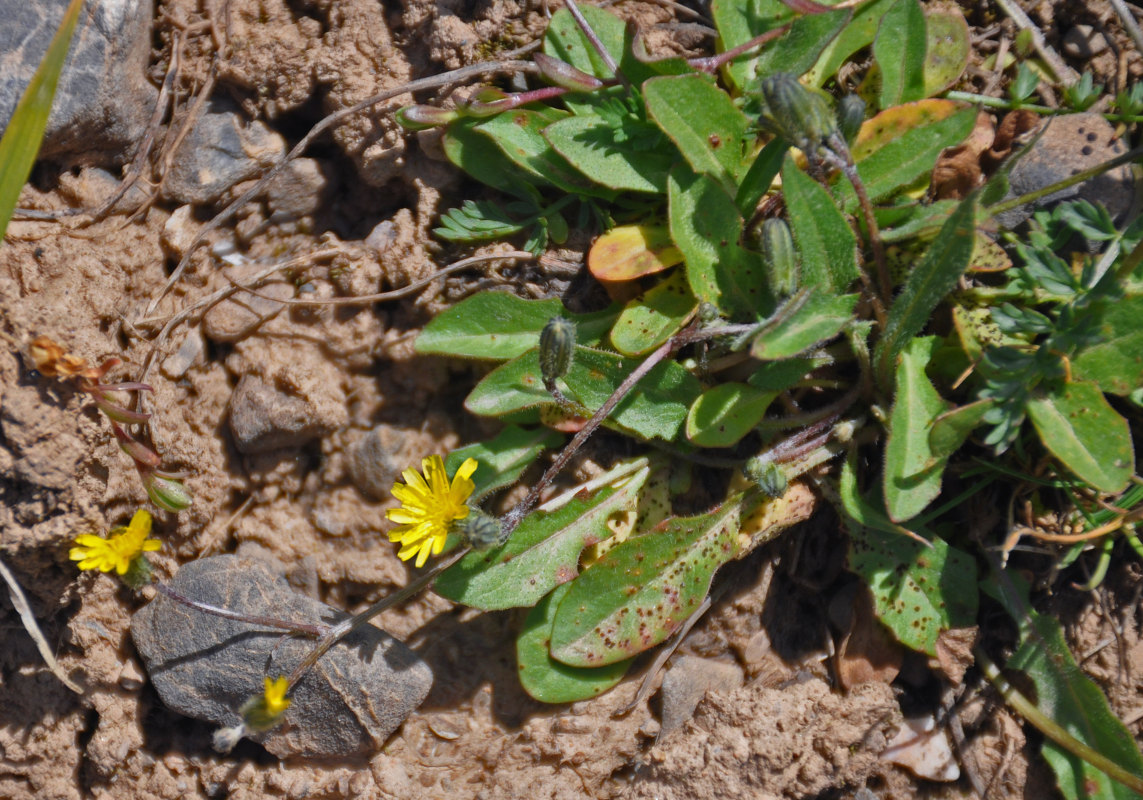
{"left": 995, "top": 113, "right": 1136, "bottom": 230}
{"left": 0, "top": 0, "right": 155, "bottom": 165}
{"left": 265, "top": 158, "right": 334, "bottom": 218}
{"left": 659, "top": 655, "right": 743, "bottom": 737}
{"left": 202, "top": 263, "right": 293, "bottom": 343}
{"left": 348, "top": 425, "right": 424, "bottom": 500}
{"left": 161, "top": 98, "right": 286, "bottom": 206}
{"left": 228, "top": 375, "right": 329, "bottom": 454}
{"left": 131, "top": 555, "right": 433, "bottom": 759}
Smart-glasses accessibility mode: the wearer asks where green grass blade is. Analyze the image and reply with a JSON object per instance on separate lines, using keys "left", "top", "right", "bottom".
{"left": 0, "top": 0, "right": 85, "bottom": 237}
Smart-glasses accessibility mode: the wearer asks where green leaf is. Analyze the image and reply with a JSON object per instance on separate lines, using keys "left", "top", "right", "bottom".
{"left": 443, "top": 118, "right": 546, "bottom": 198}
{"left": 416, "top": 293, "right": 616, "bottom": 360}
{"left": 517, "top": 584, "right": 633, "bottom": 703}
{"left": 921, "top": 7, "right": 969, "bottom": 96}
{"left": 928, "top": 399, "right": 994, "bottom": 461}
{"left": 550, "top": 499, "right": 742, "bottom": 667}
{"left": 709, "top": 0, "right": 791, "bottom": 92}
{"left": 735, "top": 137, "right": 788, "bottom": 217}
{"left": 446, "top": 425, "right": 564, "bottom": 503}
{"left": 465, "top": 349, "right": 552, "bottom": 416}
{"left": 434, "top": 199, "right": 528, "bottom": 244}
{"left": 875, "top": 190, "right": 978, "bottom": 390}
{"left": 436, "top": 466, "right": 648, "bottom": 610}
{"left": 837, "top": 452, "right": 918, "bottom": 539}
{"left": 563, "top": 347, "right": 702, "bottom": 441}
{"left": 474, "top": 109, "right": 614, "bottom": 199}
{"left": 669, "top": 165, "right": 772, "bottom": 319}
{"left": 0, "top": 0, "right": 84, "bottom": 236}
{"left": 1071, "top": 295, "right": 1143, "bottom": 396}
{"left": 806, "top": 0, "right": 897, "bottom": 87}
{"left": 986, "top": 572, "right": 1143, "bottom": 799}
{"left": 751, "top": 7, "right": 852, "bottom": 83}
{"left": 782, "top": 158, "right": 859, "bottom": 291}
{"left": 843, "top": 105, "right": 977, "bottom": 210}
{"left": 747, "top": 358, "right": 816, "bottom": 391}
{"left": 544, "top": 115, "right": 673, "bottom": 193}
{"left": 610, "top": 268, "right": 697, "bottom": 356}
{"left": 542, "top": 5, "right": 628, "bottom": 110}
{"left": 750, "top": 291, "right": 859, "bottom": 360}
{"left": 543, "top": 5, "right": 687, "bottom": 113}
{"left": 686, "top": 383, "right": 776, "bottom": 447}
{"left": 874, "top": 0, "right": 927, "bottom": 107}
{"left": 883, "top": 337, "right": 951, "bottom": 522}
{"left": 644, "top": 74, "right": 751, "bottom": 194}
{"left": 466, "top": 344, "right": 702, "bottom": 441}
{"left": 847, "top": 523, "right": 977, "bottom": 656}
{"left": 1025, "top": 380, "right": 1134, "bottom": 493}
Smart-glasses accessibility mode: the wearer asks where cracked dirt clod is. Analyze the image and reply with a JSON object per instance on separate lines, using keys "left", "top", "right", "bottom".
{"left": 131, "top": 555, "right": 433, "bottom": 759}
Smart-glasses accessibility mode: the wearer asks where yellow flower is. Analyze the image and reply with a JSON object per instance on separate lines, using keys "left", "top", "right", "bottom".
{"left": 386, "top": 456, "right": 478, "bottom": 568}
{"left": 69, "top": 509, "right": 160, "bottom": 575}
{"left": 241, "top": 676, "right": 292, "bottom": 732}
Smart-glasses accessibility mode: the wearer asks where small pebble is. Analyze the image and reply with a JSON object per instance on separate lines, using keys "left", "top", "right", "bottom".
{"left": 1062, "top": 24, "right": 1109, "bottom": 59}
{"left": 228, "top": 375, "right": 329, "bottom": 454}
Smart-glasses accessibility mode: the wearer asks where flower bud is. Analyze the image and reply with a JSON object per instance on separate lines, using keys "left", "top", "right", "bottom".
{"left": 396, "top": 104, "right": 460, "bottom": 130}
{"left": 455, "top": 510, "right": 507, "bottom": 550}
{"left": 463, "top": 87, "right": 513, "bottom": 118}
{"left": 533, "top": 53, "right": 604, "bottom": 92}
{"left": 761, "top": 218, "right": 798, "bottom": 297}
{"left": 145, "top": 473, "right": 193, "bottom": 512}
{"left": 743, "top": 457, "right": 787, "bottom": 499}
{"left": 539, "top": 316, "right": 576, "bottom": 384}
{"left": 113, "top": 425, "right": 162, "bottom": 469}
{"left": 758, "top": 73, "right": 838, "bottom": 152}
{"left": 836, "top": 94, "right": 866, "bottom": 146}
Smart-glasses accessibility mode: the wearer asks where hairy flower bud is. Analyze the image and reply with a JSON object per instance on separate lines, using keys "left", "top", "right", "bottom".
{"left": 743, "top": 457, "right": 787, "bottom": 499}
{"left": 836, "top": 94, "right": 866, "bottom": 146}
{"left": 455, "top": 510, "right": 508, "bottom": 550}
{"left": 539, "top": 316, "right": 576, "bottom": 385}
{"left": 757, "top": 73, "right": 839, "bottom": 153}
{"left": 761, "top": 218, "right": 798, "bottom": 297}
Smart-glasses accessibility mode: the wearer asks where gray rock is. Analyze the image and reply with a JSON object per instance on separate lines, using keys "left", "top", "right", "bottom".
{"left": 131, "top": 555, "right": 433, "bottom": 759}
{"left": 0, "top": 0, "right": 156, "bottom": 165}
{"left": 228, "top": 375, "right": 330, "bottom": 454}
{"left": 995, "top": 113, "right": 1136, "bottom": 230}
{"left": 57, "top": 166, "right": 150, "bottom": 211}
{"left": 202, "top": 263, "right": 292, "bottom": 343}
{"left": 265, "top": 158, "right": 334, "bottom": 218}
{"left": 348, "top": 426, "right": 424, "bottom": 500}
{"left": 161, "top": 98, "right": 286, "bottom": 206}
{"left": 659, "top": 655, "right": 743, "bottom": 737}
{"left": 1062, "top": 25, "right": 1109, "bottom": 59}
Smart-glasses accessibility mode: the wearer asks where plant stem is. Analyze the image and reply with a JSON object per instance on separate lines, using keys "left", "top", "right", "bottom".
{"left": 689, "top": 25, "right": 790, "bottom": 74}
{"left": 500, "top": 325, "right": 693, "bottom": 535}
{"left": 285, "top": 548, "right": 470, "bottom": 691}
{"left": 945, "top": 91, "right": 1143, "bottom": 123}
{"left": 986, "top": 145, "right": 1143, "bottom": 219}
{"left": 153, "top": 582, "right": 328, "bottom": 637}
{"left": 976, "top": 647, "right": 1143, "bottom": 795}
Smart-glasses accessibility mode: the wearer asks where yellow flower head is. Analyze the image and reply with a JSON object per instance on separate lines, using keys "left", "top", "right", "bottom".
{"left": 386, "top": 456, "right": 478, "bottom": 568}
{"left": 241, "top": 676, "right": 292, "bottom": 732}
{"left": 69, "top": 509, "right": 161, "bottom": 575}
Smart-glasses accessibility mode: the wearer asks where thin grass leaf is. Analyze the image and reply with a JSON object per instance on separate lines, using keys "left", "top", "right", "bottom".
{"left": 0, "top": 0, "right": 84, "bottom": 236}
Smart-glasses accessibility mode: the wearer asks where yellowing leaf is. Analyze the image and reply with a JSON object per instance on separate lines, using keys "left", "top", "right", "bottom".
{"left": 588, "top": 224, "right": 684, "bottom": 282}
